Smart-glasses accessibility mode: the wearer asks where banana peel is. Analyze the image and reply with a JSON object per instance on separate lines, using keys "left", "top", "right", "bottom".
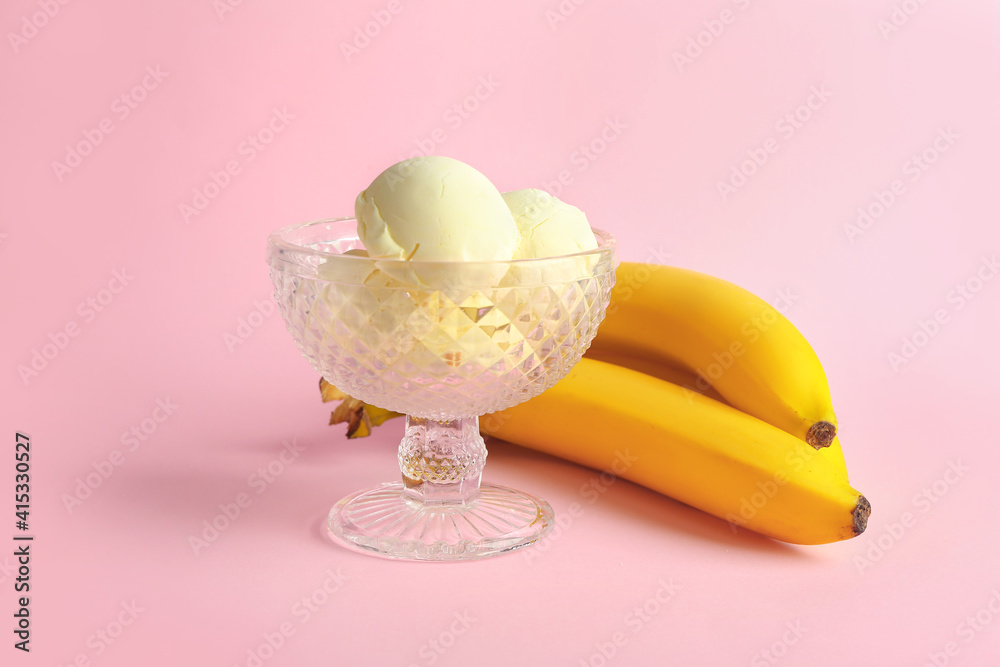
{"left": 320, "top": 378, "right": 402, "bottom": 439}
{"left": 316, "top": 373, "right": 866, "bottom": 545}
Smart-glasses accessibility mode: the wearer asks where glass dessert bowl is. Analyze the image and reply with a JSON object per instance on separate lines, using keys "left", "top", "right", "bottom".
{"left": 267, "top": 218, "right": 617, "bottom": 561}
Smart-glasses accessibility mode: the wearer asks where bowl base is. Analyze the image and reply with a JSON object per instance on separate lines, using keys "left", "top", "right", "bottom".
{"left": 327, "top": 482, "right": 554, "bottom": 561}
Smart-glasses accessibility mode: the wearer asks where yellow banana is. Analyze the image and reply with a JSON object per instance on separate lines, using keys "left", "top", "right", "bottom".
{"left": 586, "top": 262, "right": 839, "bottom": 449}
{"left": 482, "top": 358, "right": 867, "bottom": 545}
{"left": 581, "top": 348, "right": 730, "bottom": 405}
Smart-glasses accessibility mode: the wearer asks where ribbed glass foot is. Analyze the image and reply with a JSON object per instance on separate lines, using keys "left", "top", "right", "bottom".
{"left": 327, "top": 482, "right": 554, "bottom": 561}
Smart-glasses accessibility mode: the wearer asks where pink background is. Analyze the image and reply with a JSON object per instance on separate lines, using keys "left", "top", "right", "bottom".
{"left": 3, "top": 0, "right": 999, "bottom": 665}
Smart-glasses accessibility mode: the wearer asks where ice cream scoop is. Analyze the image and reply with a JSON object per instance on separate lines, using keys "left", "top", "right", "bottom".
{"left": 317, "top": 248, "right": 403, "bottom": 288}
{"left": 502, "top": 188, "right": 597, "bottom": 260}
{"left": 355, "top": 156, "right": 518, "bottom": 263}
{"left": 499, "top": 189, "right": 599, "bottom": 287}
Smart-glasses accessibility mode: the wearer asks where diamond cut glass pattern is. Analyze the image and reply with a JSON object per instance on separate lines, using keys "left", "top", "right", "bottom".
{"left": 267, "top": 218, "right": 616, "bottom": 561}
{"left": 270, "top": 271, "right": 612, "bottom": 420}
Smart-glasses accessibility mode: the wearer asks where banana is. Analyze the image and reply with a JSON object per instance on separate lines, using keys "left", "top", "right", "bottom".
{"left": 585, "top": 262, "right": 839, "bottom": 449}
{"left": 581, "top": 348, "right": 730, "bottom": 405}
{"left": 482, "top": 358, "right": 867, "bottom": 545}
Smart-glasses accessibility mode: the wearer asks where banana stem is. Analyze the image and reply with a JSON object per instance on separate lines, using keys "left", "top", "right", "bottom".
{"left": 806, "top": 421, "right": 837, "bottom": 449}
{"left": 853, "top": 496, "right": 871, "bottom": 535}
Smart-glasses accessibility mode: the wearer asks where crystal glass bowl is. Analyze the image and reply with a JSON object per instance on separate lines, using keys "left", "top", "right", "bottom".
{"left": 267, "top": 218, "right": 616, "bottom": 561}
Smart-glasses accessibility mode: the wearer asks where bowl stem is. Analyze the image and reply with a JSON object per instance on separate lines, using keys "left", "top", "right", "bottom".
{"left": 398, "top": 416, "right": 487, "bottom": 504}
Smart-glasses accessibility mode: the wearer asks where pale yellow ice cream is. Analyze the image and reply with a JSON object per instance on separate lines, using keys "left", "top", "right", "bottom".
{"left": 355, "top": 156, "right": 518, "bottom": 263}
{"left": 336, "top": 160, "right": 602, "bottom": 375}
{"left": 317, "top": 248, "right": 402, "bottom": 288}
{"left": 502, "top": 188, "right": 597, "bottom": 259}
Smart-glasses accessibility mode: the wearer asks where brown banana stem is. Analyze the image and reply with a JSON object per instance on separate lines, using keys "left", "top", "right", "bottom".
{"left": 853, "top": 495, "right": 871, "bottom": 535}
{"left": 806, "top": 421, "right": 837, "bottom": 449}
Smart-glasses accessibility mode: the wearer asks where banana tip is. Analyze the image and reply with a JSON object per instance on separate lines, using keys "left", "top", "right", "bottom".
{"left": 853, "top": 495, "right": 871, "bottom": 536}
{"left": 807, "top": 421, "right": 837, "bottom": 449}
